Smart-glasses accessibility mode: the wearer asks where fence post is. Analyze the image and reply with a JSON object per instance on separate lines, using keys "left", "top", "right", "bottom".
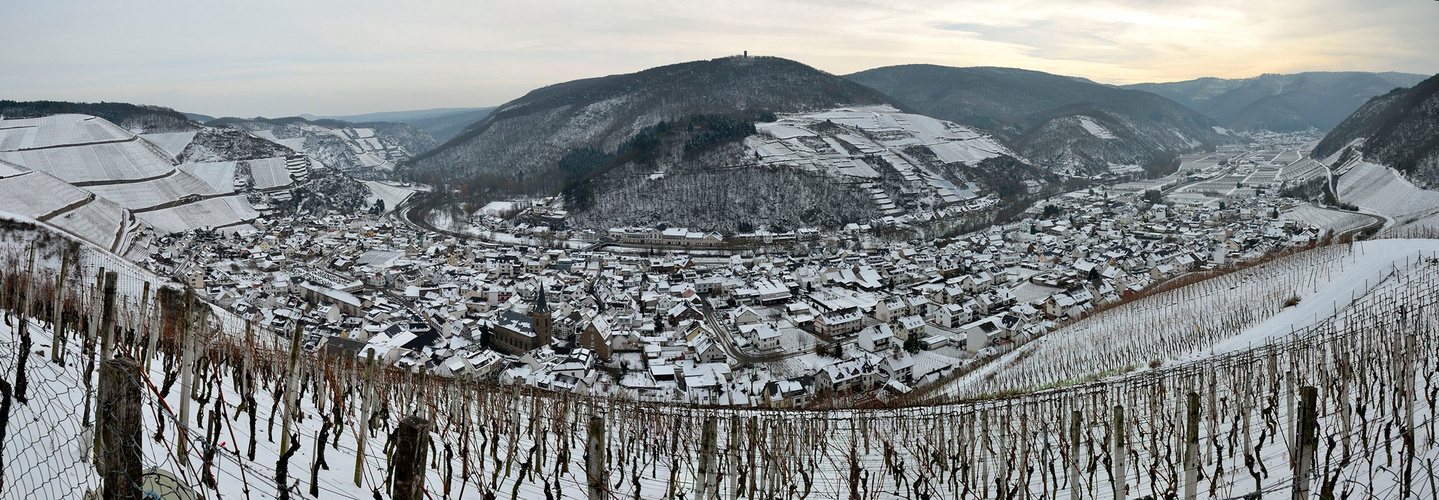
{"left": 98, "top": 356, "right": 143, "bottom": 500}
{"left": 176, "top": 288, "right": 195, "bottom": 464}
{"left": 587, "top": 415, "right": 607, "bottom": 500}
{"left": 1112, "top": 405, "right": 1125, "bottom": 500}
{"left": 1183, "top": 392, "right": 1200, "bottom": 500}
{"left": 279, "top": 318, "right": 303, "bottom": 457}
{"left": 1292, "top": 386, "right": 1318, "bottom": 500}
{"left": 355, "top": 350, "right": 376, "bottom": 487}
{"left": 392, "top": 415, "right": 431, "bottom": 500}
{"left": 100, "top": 271, "right": 117, "bottom": 360}
{"left": 92, "top": 271, "right": 119, "bottom": 463}
{"left": 1070, "top": 410, "right": 1081, "bottom": 500}
{"left": 697, "top": 416, "right": 719, "bottom": 500}
{"left": 135, "top": 282, "right": 149, "bottom": 359}
{"left": 50, "top": 248, "right": 69, "bottom": 365}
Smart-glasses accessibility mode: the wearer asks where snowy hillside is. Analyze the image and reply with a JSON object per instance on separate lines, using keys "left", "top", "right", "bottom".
{"left": 746, "top": 106, "right": 1024, "bottom": 217}
{"left": 2, "top": 221, "right": 1438, "bottom": 499}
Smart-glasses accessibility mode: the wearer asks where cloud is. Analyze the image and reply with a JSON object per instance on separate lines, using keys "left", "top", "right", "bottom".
{"left": 1, "top": 0, "right": 1434, "bottom": 116}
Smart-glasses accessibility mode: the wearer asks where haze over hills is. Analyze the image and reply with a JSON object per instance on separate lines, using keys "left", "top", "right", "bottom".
{"left": 845, "top": 65, "right": 1223, "bottom": 176}
{"left": 1125, "top": 72, "right": 1428, "bottom": 132}
{"left": 1314, "top": 73, "right": 1439, "bottom": 185}
{"left": 305, "top": 106, "right": 497, "bottom": 143}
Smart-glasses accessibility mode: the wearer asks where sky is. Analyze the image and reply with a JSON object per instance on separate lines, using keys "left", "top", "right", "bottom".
{"left": 3, "top": 0, "right": 1436, "bottom": 118}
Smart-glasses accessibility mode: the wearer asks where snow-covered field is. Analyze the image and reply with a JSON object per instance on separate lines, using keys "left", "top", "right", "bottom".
{"left": 935, "top": 241, "right": 1431, "bottom": 399}
{"left": 0, "top": 139, "right": 175, "bottom": 184}
{"left": 83, "top": 170, "right": 219, "bottom": 211}
{"left": 139, "top": 195, "right": 258, "bottom": 234}
{"left": 179, "top": 161, "right": 238, "bottom": 193}
{"left": 362, "top": 180, "right": 417, "bottom": 211}
{"left": 0, "top": 114, "right": 134, "bottom": 150}
{"left": 140, "top": 131, "right": 198, "bottom": 161}
{"left": 1338, "top": 162, "right": 1439, "bottom": 229}
{"left": 746, "top": 105, "right": 1013, "bottom": 214}
{"left": 247, "top": 157, "right": 294, "bottom": 190}
{"left": 1075, "top": 115, "right": 1117, "bottom": 139}
{"left": 0, "top": 170, "right": 93, "bottom": 218}
{"left": 46, "top": 197, "right": 128, "bottom": 251}
{"left": 1281, "top": 203, "right": 1374, "bottom": 235}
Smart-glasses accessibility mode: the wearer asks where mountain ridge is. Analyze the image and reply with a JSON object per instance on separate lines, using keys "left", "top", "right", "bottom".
{"left": 844, "top": 64, "right": 1221, "bottom": 176}
{"left": 1124, "top": 71, "right": 1428, "bottom": 132}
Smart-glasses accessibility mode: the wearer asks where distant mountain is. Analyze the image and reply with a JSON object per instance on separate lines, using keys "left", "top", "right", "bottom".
{"left": 306, "top": 107, "right": 496, "bottom": 142}
{"left": 182, "top": 112, "right": 216, "bottom": 123}
{"left": 0, "top": 100, "right": 198, "bottom": 133}
{"left": 400, "top": 108, "right": 496, "bottom": 143}
{"left": 205, "top": 115, "right": 437, "bottom": 170}
{"left": 1313, "top": 73, "right": 1439, "bottom": 185}
{"left": 846, "top": 65, "right": 1221, "bottom": 176}
{"left": 404, "top": 56, "right": 901, "bottom": 194}
{"left": 306, "top": 107, "right": 484, "bottom": 123}
{"left": 1124, "top": 72, "right": 1428, "bottom": 132}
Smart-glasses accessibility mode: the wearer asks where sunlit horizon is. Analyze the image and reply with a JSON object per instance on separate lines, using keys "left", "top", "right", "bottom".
{"left": 3, "top": 0, "right": 1436, "bottom": 117}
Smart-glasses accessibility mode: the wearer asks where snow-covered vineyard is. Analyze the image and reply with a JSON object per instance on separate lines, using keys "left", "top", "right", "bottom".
{"left": 0, "top": 217, "right": 1436, "bottom": 499}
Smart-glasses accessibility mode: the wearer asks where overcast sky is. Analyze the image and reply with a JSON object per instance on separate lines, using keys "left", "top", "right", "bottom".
{"left": 3, "top": 0, "right": 1436, "bottom": 118}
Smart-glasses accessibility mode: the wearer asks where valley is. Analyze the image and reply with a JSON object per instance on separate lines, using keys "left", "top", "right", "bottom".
{"left": 1, "top": 43, "right": 1437, "bottom": 499}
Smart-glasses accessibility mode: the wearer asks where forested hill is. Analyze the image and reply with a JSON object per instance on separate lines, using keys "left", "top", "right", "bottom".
{"left": 401, "top": 55, "right": 900, "bottom": 195}
{"left": 1313, "top": 73, "right": 1439, "bottom": 185}
{"left": 846, "top": 65, "right": 1222, "bottom": 176}
{"left": 0, "top": 100, "right": 198, "bottom": 133}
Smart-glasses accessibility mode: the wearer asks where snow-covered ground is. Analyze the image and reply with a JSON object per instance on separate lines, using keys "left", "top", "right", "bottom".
{"left": 247, "top": 157, "right": 294, "bottom": 190}
{"left": 0, "top": 114, "right": 134, "bottom": 150}
{"left": 936, "top": 240, "right": 1437, "bottom": 399}
{"left": 139, "top": 195, "right": 259, "bottom": 234}
{"left": 140, "top": 131, "right": 198, "bottom": 161}
{"left": 1338, "top": 162, "right": 1439, "bottom": 229}
{"left": 362, "top": 180, "right": 417, "bottom": 211}
{"left": 1282, "top": 202, "right": 1374, "bottom": 235}
{"left": 83, "top": 170, "right": 220, "bottom": 211}
{"left": 2, "top": 216, "right": 1438, "bottom": 499}
{"left": 746, "top": 105, "right": 1013, "bottom": 215}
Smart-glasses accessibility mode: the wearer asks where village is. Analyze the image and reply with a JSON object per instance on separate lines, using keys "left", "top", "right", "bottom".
{"left": 135, "top": 137, "right": 1348, "bottom": 408}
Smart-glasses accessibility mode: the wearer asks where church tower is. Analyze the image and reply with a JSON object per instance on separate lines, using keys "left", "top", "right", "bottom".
{"left": 530, "top": 279, "right": 553, "bottom": 347}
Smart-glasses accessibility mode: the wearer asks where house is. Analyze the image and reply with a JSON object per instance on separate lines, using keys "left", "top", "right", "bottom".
{"left": 960, "top": 315, "right": 1007, "bottom": 353}
{"left": 667, "top": 303, "right": 705, "bottom": 326}
{"left": 857, "top": 324, "right": 895, "bottom": 352}
{"left": 814, "top": 307, "right": 863, "bottom": 337}
{"left": 895, "top": 315, "right": 925, "bottom": 340}
{"left": 691, "top": 335, "right": 729, "bottom": 365}
{"left": 814, "top": 358, "right": 876, "bottom": 395}
{"left": 579, "top": 315, "right": 613, "bottom": 360}
{"left": 878, "top": 351, "right": 916, "bottom": 384}
{"left": 764, "top": 377, "right": 812, "bottom": 408}
{"left": 747, "top": 323, "right": 782, "bottom": 351}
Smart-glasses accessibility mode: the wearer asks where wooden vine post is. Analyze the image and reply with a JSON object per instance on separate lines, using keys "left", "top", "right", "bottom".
{"left": 98, "top": 356, "right": 143, "bottom": 500}
{"left": 1183, "top": 392, "right": 1199, "bottom": 500}
{"left": 1112, "top": 405, "right": 1125, "bottom": 500}
{"left": 392, "top": 415, "right": 431, "bottom": 500}
{"left": 279, "top": 317, "right": 304, "bottom": 457}
{"left": 1292, "top": 386, "right": 1318, "bottom": 500}
{"left": 587, "top": 415, "right": 607, "bottom": 500}
{"left": 176, "top": 288, "right": 196, "bottom": 464}
{"left": 354, "top": 350, "right": 376, "bottom": 487}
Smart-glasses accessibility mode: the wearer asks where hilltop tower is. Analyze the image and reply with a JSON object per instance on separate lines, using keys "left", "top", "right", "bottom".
{"left": 530, "top": 279, "right": 553, "bottom": 346}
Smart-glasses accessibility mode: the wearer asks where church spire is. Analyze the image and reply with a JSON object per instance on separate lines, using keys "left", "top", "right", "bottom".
{"left": 533, "top": 278, "right": 550, "bottom": 314}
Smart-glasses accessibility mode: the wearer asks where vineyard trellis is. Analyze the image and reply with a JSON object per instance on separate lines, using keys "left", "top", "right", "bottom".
{"left": 2, "top": 234, "right": 1439, "bottom": 499}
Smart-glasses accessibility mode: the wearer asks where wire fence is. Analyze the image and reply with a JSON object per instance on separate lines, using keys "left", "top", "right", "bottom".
{"left": 2, "top": 232, "right": 1439, "bottom": 499}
